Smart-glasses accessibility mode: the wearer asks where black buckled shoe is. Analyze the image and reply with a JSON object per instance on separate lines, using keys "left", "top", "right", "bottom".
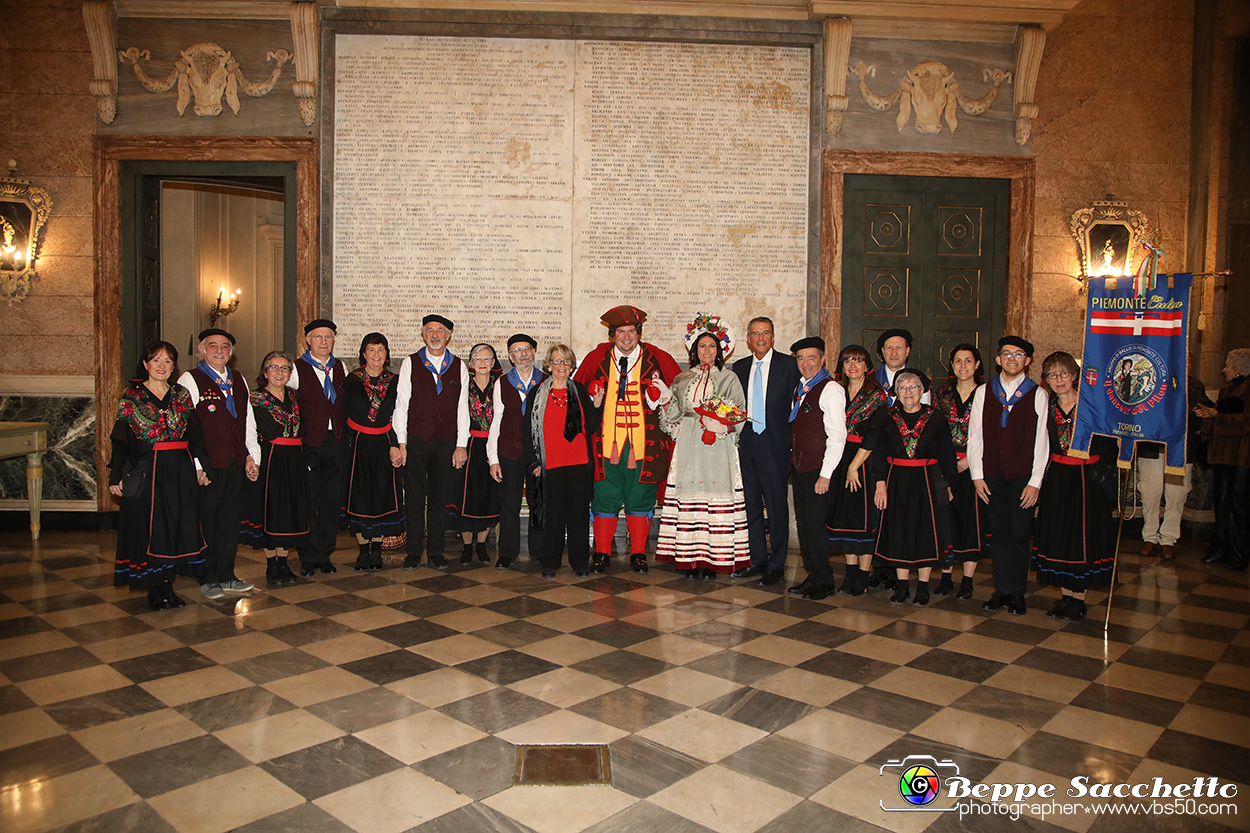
{"left": 630, "top": 554, "right": 649, "bottom": 574}
{"left": 592, "top": 554, "right": 610, "bottom": 574}
{"left": 934, "top": 573, "right": 954, "bottom": 596}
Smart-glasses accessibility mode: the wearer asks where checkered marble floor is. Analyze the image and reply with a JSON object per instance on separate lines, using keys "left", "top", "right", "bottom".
{"left": 1, "top": 530, "right": 1248, "bottom": 833}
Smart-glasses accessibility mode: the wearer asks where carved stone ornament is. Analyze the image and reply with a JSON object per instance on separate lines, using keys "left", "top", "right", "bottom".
{"left": 1069, "top": 200, "right": 1150, "bottom": 280}
{"left": 850, "top": 60, "right": 1012, "bottom": 135}
{"left": 119, "top": 42, "right": 292, "bottom": 117}
{"left": 83, "top": 1, "right": 118, "bottom": 124}
{"left": 823, "top": 18, "right": 852, "bottom": 138}
{"left": 0, "top": 176, "right": 54, "bottom": 304}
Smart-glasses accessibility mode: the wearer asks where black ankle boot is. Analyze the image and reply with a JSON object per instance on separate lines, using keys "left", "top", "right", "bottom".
{"left": 147, "top": 587, "right": 167, "bottom": 611}
{"left": 277, "top": 558, "right": 299, "bottom": 585}
{"left": 934, "top": 573, "right": 954, "bottom": 596}
{"left": 838, "top": 565, "right": 859, "bottom": 594}
{"left": 369, "top": 540, "right": 384, "bottom": 571}
{"left": 266, "top": 557, "right": 283, "bottom": 586}
{"left": 476, "top": 541, "right": 490, "bottom": 562}
{"left": 460, "top": 543, "right": 474, "bottom": 565}
{"left": 913, "top": 581, "right": 930, "bottom": 606}
{"left": 160, "top": 581, "right": 186, "bottom": 608}
{"left": 890, "top": 580, "right": 910, "bottom": 605}
{"left": 956, "top": 576, "right": 974, "bottom": 600}
{"left": 355, "top": 542, "right": 371, "bottom": 571}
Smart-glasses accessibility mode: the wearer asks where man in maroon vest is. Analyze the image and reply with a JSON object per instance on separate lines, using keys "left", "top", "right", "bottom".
{"left": 787, "top": 337, "right": 848, "bottom": 599}
{"left": 291, "top": 319, "right": 347, "bottom": 575}
{"left": 393, "top": 314, "right": 469, "bottom": 570}
{"left": 968, "top": 336, "right": 1050, "bottom": 615}
{"left": 177, "top": 328, "right": 258, "bottom": 599}
{"left": 487, "top": 333, "right": 545, "bottom": 569}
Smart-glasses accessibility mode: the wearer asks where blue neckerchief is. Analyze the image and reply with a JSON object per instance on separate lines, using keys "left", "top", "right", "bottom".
{"left": 301, "top": 351, "right": 337, "bottom": 403}
{"left": 508, "top": 367, "right": 545, "bottom": 414}
{"left": 990, "top": 374, "right": 1037, "bottom": 427}
{"left": 877, "top": 364, "right": 904, "bottom": 405}
{"left": 789, "top": 368, "right": 831, "bottom": 422}
{"left": 198, "top": 361, "right": 236, "bottom": 418}
{"left": 419, "top": 347, "right": 451, "bottom": 395}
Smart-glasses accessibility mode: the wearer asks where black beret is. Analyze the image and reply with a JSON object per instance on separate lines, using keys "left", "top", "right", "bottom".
{"left": 876, "top": 328, "right": 914, "bottom": 355}
{"left": 998, "top": 335, "right": 1035, "bottom": 357}
{"left": 790, "top": 336, "right": 826, "bottom": 354}
{"left": 507, "top": 333, "right": 537, "bottom": 349}
{"left": 423, "top": 314, "right": 454, "bottom": 330}
{"left": 304, "top": 318, "right": 337, "bottom": 335}
{"left": 197, "top": 328, "right": 235, "bottom": 345}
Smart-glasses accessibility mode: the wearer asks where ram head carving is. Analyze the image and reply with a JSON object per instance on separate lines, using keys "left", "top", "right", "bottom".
{"left": 119, "top": 43, "right": 292, "bottom": 117}
{"left": 850, "top": 61, "right": 1012, "bottom": 135}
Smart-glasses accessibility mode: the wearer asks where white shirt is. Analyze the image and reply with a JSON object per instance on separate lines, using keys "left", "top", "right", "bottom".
{"left": 392, "top": 350, "right": 470, "bottom": 446}
{"left": 176, "top": 368, "right": 260, "bottom": 465}
{"left": 745, "top": 350, "right": 773, "bottom": 422}
{"left": 486, "top": 366, "right": 539, "bottom": 466}
{"left": 967, "top": 373, "right": 1050, "bottom": 488}
{"left": 796, "top": 376, "right": 848, "bottom": 479}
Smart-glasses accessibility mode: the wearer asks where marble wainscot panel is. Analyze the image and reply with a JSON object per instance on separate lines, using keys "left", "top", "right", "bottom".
{"left": 0, "top": 395, "right": 96, "bottom": 502}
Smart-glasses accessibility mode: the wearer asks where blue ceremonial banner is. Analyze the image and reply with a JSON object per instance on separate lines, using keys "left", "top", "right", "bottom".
{"left": 1071, "top": 273, "right": 1191, "bottom": 473}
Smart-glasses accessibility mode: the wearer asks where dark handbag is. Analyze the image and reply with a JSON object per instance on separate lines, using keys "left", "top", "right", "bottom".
{"left": 120, "top": 461, "right": 147, "bottom": 499}
{"left": 529, "top": 472, "right": 545, "bottom": 530}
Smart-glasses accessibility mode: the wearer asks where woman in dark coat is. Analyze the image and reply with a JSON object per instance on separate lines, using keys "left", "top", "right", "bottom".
{"left": 1033, "top": 351, "right": 1119, "bottom": 622}
{"left": 521, "top": 344, "right": 604, "bottom": 578}
{"left": 344, "top": 333, "right": 404, "bottom": 571}
{"left": 932, "top": 343, "right": 985, "bottom": 599}
{"left": 828, "top": 344, "right": 889, "bottom": 595}
{"left": 861, "top": 369, "right": 958, "bottom": 606}
{"left": 240, "top": 351, "right": 308, "bottom": 586}
{"left": 108, "top": 341, "right": 209, "bottom": 610}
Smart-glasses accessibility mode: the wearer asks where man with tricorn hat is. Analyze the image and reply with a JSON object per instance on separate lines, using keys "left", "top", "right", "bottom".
{"left": 177, "top": 327, "right": 259, "bottom": 598}
{"left": 574, "top": 305, "right": 682, "bottom": 573}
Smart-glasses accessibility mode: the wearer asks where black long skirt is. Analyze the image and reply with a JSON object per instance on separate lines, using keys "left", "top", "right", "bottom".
{"left": 114, "top": 445, "right": 207, "bottom": 590}
{"left": 949, "top": 465, "right": 984, "bottom": 561}
{"left": 344, "top": 430, "right": 404, "bottom": 537}
{"left": 873, "top": 462, "right": 953, "bottom": 568}
{"left": 827, "top": 439, "right": 879, "bottom": 555}
{"left": 1034, "top": 459, "right": 1116, "bottom": 591}
{"left": 241, "top": 441, "right": 310, "bottom": 551}
{"left": 449, "top": 434, "right": 501, "bottom": 532}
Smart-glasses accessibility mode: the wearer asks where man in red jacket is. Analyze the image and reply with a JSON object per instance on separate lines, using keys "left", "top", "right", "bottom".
{"left": 574, "top": 305, "right": 681, "bottom": 574}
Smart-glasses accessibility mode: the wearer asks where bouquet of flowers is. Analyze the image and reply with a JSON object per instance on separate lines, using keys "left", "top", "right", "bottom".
{"left": 684, "top": 312, "right": 735, "bottom": 358}
{"left": 694, "top": 394, "right": 748, "bottom": 444}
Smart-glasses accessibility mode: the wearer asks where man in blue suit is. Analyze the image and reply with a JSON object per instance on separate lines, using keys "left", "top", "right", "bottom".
{"left": 730, "top": 317, "right": 802, "bottom": 586}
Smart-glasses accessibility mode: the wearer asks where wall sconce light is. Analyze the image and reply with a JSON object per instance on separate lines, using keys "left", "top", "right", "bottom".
{"left": 1069, "top": 196, "right": 1150, "bottom": 281}
{"left": 0, "top": 159, "right": 53, "bottom": 304}
{"left": 209, "top": 285, "right": 241, "bottom": 326}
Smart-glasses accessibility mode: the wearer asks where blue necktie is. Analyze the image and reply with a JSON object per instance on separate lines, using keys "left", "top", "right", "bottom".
{"left": 753, "top": 360, "right": 766, "bottom": 433}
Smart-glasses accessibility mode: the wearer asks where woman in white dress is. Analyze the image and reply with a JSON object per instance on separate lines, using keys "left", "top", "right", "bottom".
{"left": 654, "top": 316, "right": 749, "bottom": 579}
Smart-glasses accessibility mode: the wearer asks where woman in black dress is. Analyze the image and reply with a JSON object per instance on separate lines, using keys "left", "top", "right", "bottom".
{"left": 108, "top": 341, "right": 209, "bottom": 610}
{"left": 240, "top": 351, "right": 307, "bottom": 586}
{"left": 932, "top": 343, "right": 985, "bottom": 599}
{"left": 863, "top": 370, "right": 958, "bottom": 606}
{"left": 828, "top": 344, "right": 889, "bottom": 595}
{"left": 344, "top": 333, "right": 404, "bottom": 571}
{"left": 1034, "top": 351, "right": 1118, "bottom": 623}
{"left": 521, "top": 344, "right": 604, "bottom": 578}
{"left": 450, "top": 343, "right": 504, "bottom": 564}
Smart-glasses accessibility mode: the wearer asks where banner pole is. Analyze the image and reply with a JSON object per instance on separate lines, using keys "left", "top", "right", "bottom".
{"left": 1104, "top": 466, "right": 1125, "bottom": 633}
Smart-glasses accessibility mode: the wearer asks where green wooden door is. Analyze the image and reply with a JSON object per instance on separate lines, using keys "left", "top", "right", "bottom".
{"left": 842, "top": 175, "right": 1009, "bottom": 378}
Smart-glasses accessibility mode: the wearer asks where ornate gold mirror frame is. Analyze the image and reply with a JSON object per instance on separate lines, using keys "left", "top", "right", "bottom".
{"left": 0, "top": 172, "right": 53, "bottom": 304}
{"left": 1069, "top": 199, "right": 1149, "bottom": 280}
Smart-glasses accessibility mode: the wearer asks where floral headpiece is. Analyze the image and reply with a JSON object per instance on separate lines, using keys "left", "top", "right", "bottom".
{"left": 684, "top": 312, "right": 735, "bottom": 359}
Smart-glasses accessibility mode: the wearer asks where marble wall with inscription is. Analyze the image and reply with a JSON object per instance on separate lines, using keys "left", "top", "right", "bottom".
{"left": 332, "top": 36, "right": 810, "bottom": 361}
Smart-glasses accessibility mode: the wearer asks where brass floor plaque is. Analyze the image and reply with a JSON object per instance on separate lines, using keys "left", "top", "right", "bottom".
{"left": 514, "top": 744, "right": 611, "bottom": 786}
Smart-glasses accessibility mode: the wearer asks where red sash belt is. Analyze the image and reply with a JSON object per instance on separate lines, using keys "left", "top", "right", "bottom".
{"left": 470, "top": 429, "right": 489, "bottom": 438}
{"left": 956, "top": 452, "right": 967, "bottom": 460}
{"left": 846, "top": 434, "right": 863, "bottom": 443}
{"left": 348, "top": 419, "right": 390, "bottom": 435}
{"left": 1050, "top": 453, "right": 1098, "bottom": 465}
{"left": 888, "top": 457, "right": 937, "bottom": 467}
{"left": 271, "top": 437, "right": 303, "bottom": 446}
{"left": 154, "top": 441, "right": 188, "bottom": 450}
